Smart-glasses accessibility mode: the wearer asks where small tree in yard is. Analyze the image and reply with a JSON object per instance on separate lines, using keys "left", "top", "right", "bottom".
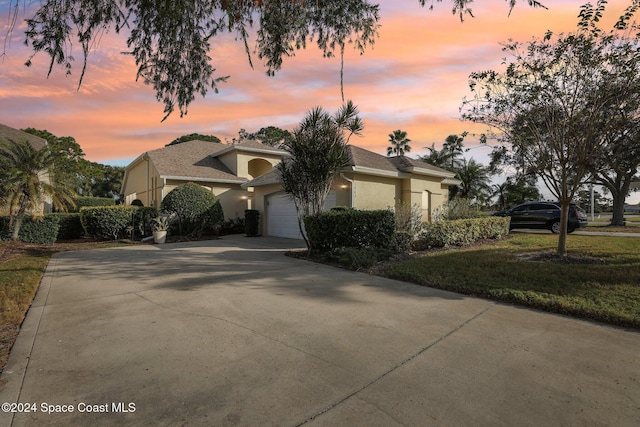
{"left": 0, "top": 139, "right": 76, "bottom": 240}
{"left": 161, "top": 182, "right": 224, "bottom": 236}
{"left": 278, "top": 101, "right": 364, "bottom": 249}
{"left": 462, "top": 1, "right": 640, "bottom": 256}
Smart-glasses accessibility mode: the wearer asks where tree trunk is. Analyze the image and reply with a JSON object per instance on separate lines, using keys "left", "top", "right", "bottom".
{"left": 610, "top": 191, "right": 626, "bottom": 226}
{"left": 11, "top": 198, "right": 29, "bottom": 241}
{"left": 556, "top": 200, "right": 570, "bottom": 257}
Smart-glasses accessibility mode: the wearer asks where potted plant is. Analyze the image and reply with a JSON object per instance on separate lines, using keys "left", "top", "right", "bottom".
{"left": 152, "top": 216, "right": 169, "bottom": 244}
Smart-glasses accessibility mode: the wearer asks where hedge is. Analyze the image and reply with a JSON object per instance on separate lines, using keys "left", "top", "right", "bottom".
{"left": 414, "top": 216, "right": 510, "bottom": 250}
{"left": 80, "top": 206, "right": 138, "bottom": 240}
{"left": 0, "top": 214, "right": 61, "bottom": 244}
{"left": 70, "top": 196, "right": 116, "bottom": 212}
{"left": 50, "top": 212, "right": 84, "bottom": 240}
{"left": 304, "top": 208, "right": 395, "bottom": 252}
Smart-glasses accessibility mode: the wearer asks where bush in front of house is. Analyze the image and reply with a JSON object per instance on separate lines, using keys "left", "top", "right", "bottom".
{"left": 70, "top": 196, "right": 116, "bottom": 212}
{"left": 133, "top": 206, "right": 158, "bottom": 238}
{"left": 322, "top": 246, "right": 395, "bottom": 270}
{"left": 432, "top": 198, "right": 483, "bottom": 221}
{"left": 50, "top": 213, "right": 84, "bottom": 240}
{"left": 161, "top": 183, "right": 224, "bottom": 236}
{"left": 0, "top": 214, "right": 61, "bottom": 244}
{"left": 304, "top": 208, "right": 395, "bottom": 252}
{"left": 80, "top": 205, "right": 138, "bottom": 240}
{"left": 221, "top": 216, "right": 245, "bottom": 235}
{"left": 414, "top": 216, "right": 510, "bottom": 250}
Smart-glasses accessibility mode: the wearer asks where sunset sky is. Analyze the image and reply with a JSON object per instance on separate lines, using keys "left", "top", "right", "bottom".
{"left": 0, "top": 0, "right": 636, "bottom": 201}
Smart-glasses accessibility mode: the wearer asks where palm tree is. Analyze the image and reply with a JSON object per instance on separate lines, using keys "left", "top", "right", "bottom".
{"left": 420, "top": 142, "right": 463, "bottom": 172}
{"left": 0, "top": 139, "right": 76, "bottom": 240}
{"left": 387, "top": 129, "right": 412, "bottom": 156}
{"left": 443, "top": 134, "right": 465, "bottom": 170}
{"left": 456, "top": 158, "right": 492, "bottom": 201}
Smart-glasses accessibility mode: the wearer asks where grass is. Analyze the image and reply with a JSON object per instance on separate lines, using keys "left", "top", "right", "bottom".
{"left": 381, "top": 234, "right": 640, "bottom": 329}
{"left": 0, "top": 240, "right": 130, "bottom": 374}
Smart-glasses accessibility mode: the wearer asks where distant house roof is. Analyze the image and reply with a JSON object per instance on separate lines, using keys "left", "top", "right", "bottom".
{"left": 0, "top": 123, "right": 47, "bottom": 150}
{"left": 242, "top": 144, "right": 458, "bottom": 187}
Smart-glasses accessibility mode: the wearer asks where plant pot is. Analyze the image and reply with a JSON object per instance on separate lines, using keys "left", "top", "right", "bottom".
{"left": 153, "top": 230, "right": 167, "bottom": 244}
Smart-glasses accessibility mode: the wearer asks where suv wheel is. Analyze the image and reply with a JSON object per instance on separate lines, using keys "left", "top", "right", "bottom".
{"left": 550, "top": 220, "right": 561, "bottom": 234}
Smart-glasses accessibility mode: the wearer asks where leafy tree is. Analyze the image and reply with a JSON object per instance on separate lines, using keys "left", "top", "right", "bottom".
{"left": 575, "top": 188, "right": 611, "bottom": 214}
{"left": 587, "top": 77, "right": 640, "bottom": 226}
{"left": 0, "top": 139, "right": 76, "bottom": 240}
{"left": 250, "top": 126, "right": 293, "bottom": 147}
{"left": 493, "top": 176, "right": 541, "bottom": 211}
{"left": 21, "top": 128, "right": 95, "bottom": 195}
{"left": 9, "top": 1, "right": 543, "bottom": 120}
{"left": 386, "top": 129, "right": 412, "bottom": 157}
{"left": 278, "top": 101, "right": 364, "bottom": 249}
{"left": 166, "top": 133, "right": 221, "bottom": 147}
{"left": 462, "top": 1, "right": 640, "bottom": 256}
{"left": 90, "top": 164, "right": 125, "bottom": 201}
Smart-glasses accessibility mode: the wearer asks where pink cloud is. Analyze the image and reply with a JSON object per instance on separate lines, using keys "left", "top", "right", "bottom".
{"left": 0, "top": 0, "right": 633, "bottom": 164}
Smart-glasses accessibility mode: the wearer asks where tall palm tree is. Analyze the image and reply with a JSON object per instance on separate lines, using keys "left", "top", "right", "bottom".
{"left": 0, "top": 139, "right": 76, "bottom": 240}
{"left": 387, "top": 129, "right": 412, "bottom": 156}
{"left": 443, "top": 134, "right": 465, "bottom": 170}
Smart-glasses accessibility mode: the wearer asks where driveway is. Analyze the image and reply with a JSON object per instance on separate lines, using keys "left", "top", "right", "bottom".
{"left": 1, "top": 236, "right": 638, "bottom": 426}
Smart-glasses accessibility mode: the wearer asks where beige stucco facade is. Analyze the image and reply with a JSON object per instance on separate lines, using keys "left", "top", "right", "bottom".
{"left": 246, "top": 171, "right": 454, "bottom": 236}
{"left": 122, "top": 141, "right": 285, "bottom": 220}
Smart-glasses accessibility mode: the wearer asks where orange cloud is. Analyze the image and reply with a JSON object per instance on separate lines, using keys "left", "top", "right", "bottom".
{"left": 0, "top": 0, "right": 633, "bottom": 165}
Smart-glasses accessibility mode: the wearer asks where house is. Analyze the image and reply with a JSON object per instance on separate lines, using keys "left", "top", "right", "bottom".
{"left": 242, "top": 145, "right": 459, "bottom": 239}
{"left": 122, "top": 140, "right": 286, "bottom": 218}
{"left": 0, "top": 123, "right": 51, "bottom": 214}
{"left": 122, "top": 140, "right": 459, "bottom": 239}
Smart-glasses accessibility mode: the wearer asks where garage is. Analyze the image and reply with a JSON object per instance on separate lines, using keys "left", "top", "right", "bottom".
{"left": 266, "top": 192, "right": 336, "bottom": 239}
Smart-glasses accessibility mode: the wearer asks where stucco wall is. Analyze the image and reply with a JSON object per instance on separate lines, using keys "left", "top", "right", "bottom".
{"left": 124, "top": 157, "right": 161, "bottom": 207}
{"left": 219, "top": 151, "right": 282, "bottom": 178}
{"left": 348, "top": 173, "right": 400, "bottom": 210}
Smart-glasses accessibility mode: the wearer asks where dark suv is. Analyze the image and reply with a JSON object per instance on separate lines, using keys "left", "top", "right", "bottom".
{"left": 493, "top": 201, "right": 588, "bottom": 233}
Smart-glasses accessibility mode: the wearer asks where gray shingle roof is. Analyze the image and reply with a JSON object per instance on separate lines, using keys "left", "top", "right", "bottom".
{"left": 0, "top": 123, "right": 47, "bottom": 150}
{"left": 388, "top": 155, "right": 454, "bottom": 176}
{"left": 147, "top": 140, "right": 244, "bottom": 182}
{"left": 346, "top": 145, "right": 399, "bottom": 172}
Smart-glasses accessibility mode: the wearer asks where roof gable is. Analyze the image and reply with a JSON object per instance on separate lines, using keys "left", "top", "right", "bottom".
{"left": 145, "top": 139, "right": 243, "bottom": 182}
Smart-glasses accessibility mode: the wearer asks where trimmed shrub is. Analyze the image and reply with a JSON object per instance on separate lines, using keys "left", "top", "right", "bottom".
{"left": 432, "top": 198, "right": 483, "bottom": 221}
{"left": 414, "top": 216, "right": 510, "bottom": 250}
{"left": 80, "top": 206, "right": 138, "bottom": 240}
{"left": 161, "top": 183, "right": 223, "bottom": 236}
{"left": 50, "top": 213, "right": 84, "bottom": 240}
{"left": 71, "top": 196, "right": 115, "bottom": 212}
{"left": 0, "top": 215, "right": 61, "bottom": 244}
{"left": 221, "top": 216, "right": 245, "bottom": 235}
{"left": 245, "top": 210, "right": 260, "bottom": 237}
{"left": 304, "top": 208, "right": 395, "bottom": 252}
{"left": 323, "top": 247, "right": 395, "bottom": 270}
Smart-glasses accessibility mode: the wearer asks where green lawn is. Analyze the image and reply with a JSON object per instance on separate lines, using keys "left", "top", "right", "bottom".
{"left": 382, "top": 234, "right": 640, "bottom": 328}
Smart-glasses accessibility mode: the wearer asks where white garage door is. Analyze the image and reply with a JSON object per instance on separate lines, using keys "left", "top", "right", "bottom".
{"left": 267, "top": 192, "right": 336, "bottom": 239}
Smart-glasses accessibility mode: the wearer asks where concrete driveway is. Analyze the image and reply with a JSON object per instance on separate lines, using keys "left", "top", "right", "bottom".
{"left": 1, "top": 235, "right": 638, "bottom": 426}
